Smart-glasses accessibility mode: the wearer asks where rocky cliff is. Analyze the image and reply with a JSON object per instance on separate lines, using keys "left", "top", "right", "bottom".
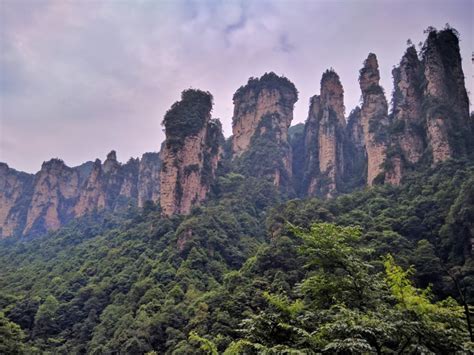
{"left": 24, "top": 159, "right": 88, "bottom": 235}
{"left": 138, "top": 153, "right": 161, "bottom": 208}
{"left": 231, "top": 72, "right": 298, "bottom": 189}
{"left": 159, "top": 89, "right": 223, "bottom": 216}
{"left": 391, "top": 47, "right": 425, "bottom": 163}
{"left": 358, "top": 53, "right": 390, "bottom": 186}
{"left": 422, "top": 28, "right": 472, "bottom": 163}
{"left": 0, "top": 152, "right": 160, "bottom": 238}
{"left": 1, "top": 26, "right": 472, "bottom": 238}
{"left": 302, "top": 70, "right": 346, "bottom": 197}
{"left": 300, "top": 28, "right": 471, "bottom": 191}
{"left": 343, "top": 107, "right": 367, "bottom": 190}
{"left": 384, "top": 28, "right": 472, "bottom": 184}
{"left": 0, "top": 163, "right": 34, "bottom": 237}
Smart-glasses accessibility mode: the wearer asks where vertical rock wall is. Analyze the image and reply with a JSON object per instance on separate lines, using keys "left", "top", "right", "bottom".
{"left": 359, "top": 53, "right": 390, "bottom": 186}
{"left": 303, "top": 70, "right": 346, "bottom": 196}
{"left": 231, "top": 72, "right": 298, "bottom": 190}
{"left": 159, "top": 90, "right": 223, "bottom": 216}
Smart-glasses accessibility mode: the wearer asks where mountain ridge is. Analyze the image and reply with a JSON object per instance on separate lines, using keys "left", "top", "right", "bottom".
{"left": 1, "top": 26, "right": 472, "bottom": 239}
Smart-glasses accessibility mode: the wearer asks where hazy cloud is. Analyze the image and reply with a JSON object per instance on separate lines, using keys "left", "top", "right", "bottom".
{"left": 1, "top": 0, "right": 472, "bottom": 172}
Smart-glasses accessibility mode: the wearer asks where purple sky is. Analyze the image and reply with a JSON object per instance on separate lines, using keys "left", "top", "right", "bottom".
{"left": 1, "top": 0, "right": 472, "bottom": 173}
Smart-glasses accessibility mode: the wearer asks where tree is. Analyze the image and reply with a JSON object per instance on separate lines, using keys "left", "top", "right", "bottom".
{"left": 188, "top": 331, "right": 218, "bottom": 355}
{"left": 294, "top": 223, "right": 376, "bottom": 310}
{"left": 384, "top": 255, "right": 470, "bottom": 353}
{"left": 33, "top": 295, "right": 60, "bottom": 338}
{"left": 226, "top": 223, "right": 471, "bottom": 353}
{"left": 0, "top": 312, "right": 26, "bottom": 354}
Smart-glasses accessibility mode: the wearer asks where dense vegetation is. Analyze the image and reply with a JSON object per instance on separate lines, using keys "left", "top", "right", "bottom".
{"left": 233, "top": 72, "right": 298, "bottom": 101}
{"left": 0, "top": 158, "right": 473, "bottom": 353}
{"left": 162, "top": 89, "right": 213, "bottom": 150}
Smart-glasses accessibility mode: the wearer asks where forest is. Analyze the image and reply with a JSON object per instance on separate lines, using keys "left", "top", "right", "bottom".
{"left": 1, "top": 158, "right": 473, "bottom": 354}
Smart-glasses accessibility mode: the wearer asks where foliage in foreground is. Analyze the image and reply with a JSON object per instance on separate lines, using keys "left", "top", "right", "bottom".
{"left": 225, "top": 223, "right": 471, "bottom": 354}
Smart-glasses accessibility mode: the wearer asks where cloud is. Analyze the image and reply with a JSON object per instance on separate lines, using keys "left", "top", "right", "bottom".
{"left": 0, "top": 0, "right": 472, "bottom": 173}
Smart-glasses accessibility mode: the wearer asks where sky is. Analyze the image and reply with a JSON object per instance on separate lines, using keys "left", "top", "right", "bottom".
{"left": 1, "top": 0, "right": 472, "bottom": 173}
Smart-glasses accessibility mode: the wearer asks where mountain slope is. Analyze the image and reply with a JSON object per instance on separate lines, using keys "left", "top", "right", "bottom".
{"left": 0, "top": 159, "right": 472, "bottom": 353}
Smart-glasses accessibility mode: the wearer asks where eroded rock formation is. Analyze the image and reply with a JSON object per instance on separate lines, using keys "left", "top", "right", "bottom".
{"left": 1, "top": 27, "right": 473, "bottom": 238}
{"left": 422, "top": 28, "right": 471, "bottom": 163}
{"left": 138, "top": 153, "right": 161, "bottom": 207}
{"left": 231, "top": 72, "right": 298, "bottom": 189}
{"left": 0, "top": 152, "right": 161, "bottom": 238}
{"left": 159, "top": 89, "right": 223, "bottom": 216}
{"left": 0, "top": 163, "right": 34, "bottom": 237}
{"left": 24, "top": 159, "right": 87, "bottom": 235}
{"left": 384, "top": 28, "right": 472, "bottom": 184}
{"left": 359, "top": 53, "right": 390, "bottom": 186}
{"left": 391, "top": 46, "right": 425, "bottom": 164}
{"left": 302, "top": 70, "right": 346, "bottom": 196}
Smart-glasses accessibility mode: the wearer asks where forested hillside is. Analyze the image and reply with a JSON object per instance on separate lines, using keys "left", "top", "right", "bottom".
{"left": 1, "top": 24, "right": 473, "bottom": 354}
{"left": 1, "top": 159, "right": 473, "bottom": 353}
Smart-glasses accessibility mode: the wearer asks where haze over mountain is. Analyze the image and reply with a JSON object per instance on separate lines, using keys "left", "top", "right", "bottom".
{"left": 1, "top": 0, "right": 472, "bottom": 173}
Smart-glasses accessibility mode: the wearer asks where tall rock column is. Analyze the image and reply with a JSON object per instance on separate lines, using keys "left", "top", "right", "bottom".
{"left": 303, "top": 70, "right": 346, "bottom": 196}
{"left": 231, "top": 72, "right": 298, "bottom": 189}
{"left": 160, "top": 89, "right": 223, "bottom": 216}
{"left": 385, "top": 46, "right": 425, "bottom": 185}
{"left": 359, "top": 53, "right": 390, "bottom": 186}
{"left": 392, "top": 47, "right": 425, "bottom": 160}
{"left": 422, "top": 28, "right": 471, "bottom": 163}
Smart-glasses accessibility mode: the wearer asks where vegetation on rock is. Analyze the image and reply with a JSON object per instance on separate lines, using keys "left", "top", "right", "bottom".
{"left": 163, "top": 89, "right": 213, "bottom": 150}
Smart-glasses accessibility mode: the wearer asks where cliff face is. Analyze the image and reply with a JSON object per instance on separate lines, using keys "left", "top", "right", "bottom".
{"left": 24, "top": 159, "right": 85, "bottom": 235}
{"left": 138, "top": 153, "right": 161, "bottom": 207}
{"left": 302, "top": 70, "right": 346, "bottom": 197}
{"left": 299, "top": 28, "right": 471, "bottom": 191}
{"left": 383, "top": 28, "right": 471, "bottom": 185}
{"left": 359, "top": 53, "right": 390, "bottom": 186}
{"left": 0, "top": 152, "right": 161, "bottom": 238}
{"left": 422, "top": 28, "right": 471, "bottom": 163}
{"left": 73, "top": 159, "right": 106, "bottom": 216}
{"left": 391, "top": 46, "right": 425, "bottom": 164}
{"left": 343, "top": 107, "right": 367, "bottom": 190}
{"left": 159, "top": 90, "right": 223, "bottom": 216}
{"left": 0, "top": 164, "right": 34, "bottom": 237}
{"left": 74, "top": 152, "right": 145, "bottom": 215}
{"left": 232, "top": 72, "right": 298, "bottom": 189}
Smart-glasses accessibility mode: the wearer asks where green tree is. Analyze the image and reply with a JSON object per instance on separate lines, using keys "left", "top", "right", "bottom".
{"left": 33, "top": 295, "right": 60, "bottom": 338}
{"left": 0, "top": 312, "right": 26, "bottom": 354}
{"left": 384, "top": 254, "right": 470, "bottom": 353}
{"left": 227, "top": 223, "right": 471, "bottom": 353}
{"left": 188, "top": 331, "right": 218, "bottom": 354}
